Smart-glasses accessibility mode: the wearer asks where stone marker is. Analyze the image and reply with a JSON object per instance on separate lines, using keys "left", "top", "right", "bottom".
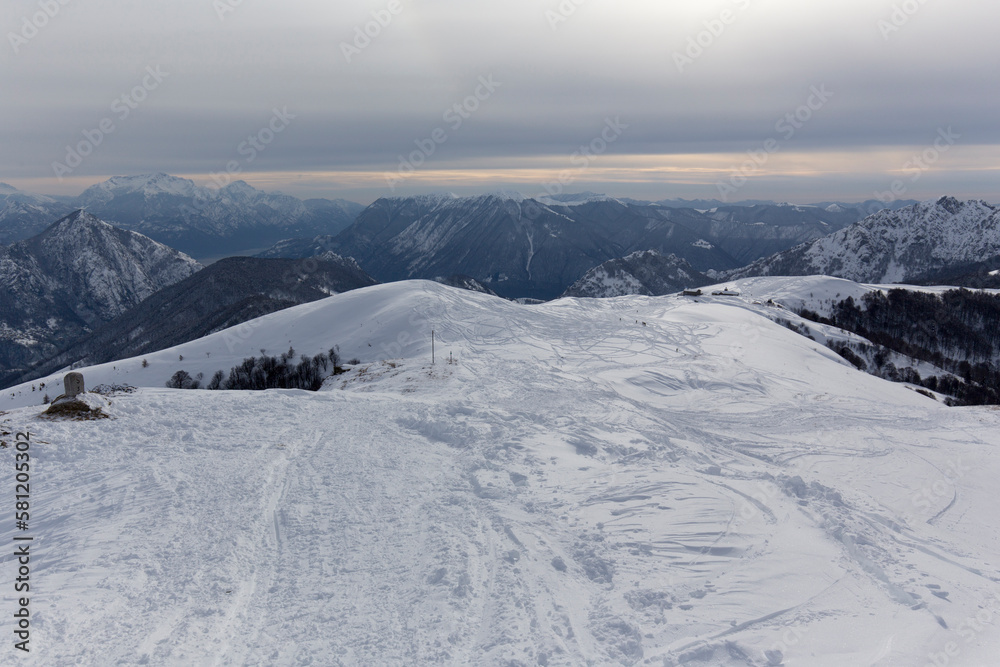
{"left": 43, "top": 371, "right": 107, "bottom": 420}
{"left": 64, "top": 372, "right": 85, "bottom": 398}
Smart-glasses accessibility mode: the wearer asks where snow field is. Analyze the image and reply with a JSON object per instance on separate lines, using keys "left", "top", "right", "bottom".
{"left": 1, "top": 280, "right": 999, "bottom": 665}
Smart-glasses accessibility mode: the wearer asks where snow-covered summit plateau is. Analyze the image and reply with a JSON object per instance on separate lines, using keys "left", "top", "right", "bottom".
{"left": 2, "top": 280, "right": 998, "bottom": 665}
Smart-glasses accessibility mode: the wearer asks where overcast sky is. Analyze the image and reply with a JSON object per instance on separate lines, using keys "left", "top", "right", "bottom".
{"left": 3, "top": 0, "right": 998, "bottom": 203}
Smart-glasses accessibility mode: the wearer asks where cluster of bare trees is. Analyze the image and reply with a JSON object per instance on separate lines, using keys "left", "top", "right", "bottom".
{"left": 168, "top": 346, "right": 343, "bottom": 392}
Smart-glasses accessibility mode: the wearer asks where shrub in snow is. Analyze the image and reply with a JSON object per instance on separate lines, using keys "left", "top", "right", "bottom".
{"left": 207, "top": 370, "right": 225, "bottom": 390}
{"left": 166, "top": 370, "right": 202, "bottom": 390}
{"left": 206, "top": 346, "right": 345, "bottom": 392}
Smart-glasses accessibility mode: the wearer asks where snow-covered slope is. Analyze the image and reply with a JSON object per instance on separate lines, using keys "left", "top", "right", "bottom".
{"left": 731, "top": 197, "right": 1000, "bottom": 283}
{"left": 562, "top": 250, "right": 709, "bottom": 298}
{"left": 2, "top": 281, "right": 999, "bottom": 665}
{"left": 700, "top": 274, "right": 991, "bottom": 315}
{"left": 434, "top": 274, "right": 501, "bottom": 296}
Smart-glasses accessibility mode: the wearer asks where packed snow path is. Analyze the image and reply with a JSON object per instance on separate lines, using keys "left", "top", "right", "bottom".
{"left": 2, "top": 280, "right": 999, "bottom": 665}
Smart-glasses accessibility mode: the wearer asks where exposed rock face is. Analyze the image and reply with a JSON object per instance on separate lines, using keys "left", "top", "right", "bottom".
{"left": 730, "top": 198, "right": 1000, "bottom": 284}
{"left": 262, "top": 193, "right": 868, "bottom": 300}
{"left": 0, "top": 211, "right": 202, "bottom": 383}
{"left": 561, "top": 250, "right": 709, "bottom": 298}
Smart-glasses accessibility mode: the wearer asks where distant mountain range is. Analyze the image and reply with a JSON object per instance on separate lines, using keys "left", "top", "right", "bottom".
{"left": 9, "top": 255, "right": 376, "bottom": 387}
{"left": 638, "top": 196, "right": 918, "bottom": 213}
{"left": 6, "top": 178, "right": 999, "bottom": 390}
{"left": 260, "top": 192, "right": 874, "bottom": 299}
{"left": 2, "top": 176, "right": 928, "bottom": 296}
{"left": 729, "top": 197, "right": 1000, "bottom": 284}
{"left": 0, "top": 174, "right": 364, "bottom": 258}
{"left": 543, "top": 192, "right": 920, "bottom": 213}
{"left": 0, "top": 210, "right": 201, "bottom": 384}
{"left": 562, "top": 197, "right": 1000, "bottom": 299}
{"left": 0, "top": 182, "right": 75, "bottom": 243}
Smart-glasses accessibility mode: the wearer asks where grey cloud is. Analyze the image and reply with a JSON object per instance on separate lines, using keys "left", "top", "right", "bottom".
{"left": 2, "top": 0, "right": 998, "bottom": 201}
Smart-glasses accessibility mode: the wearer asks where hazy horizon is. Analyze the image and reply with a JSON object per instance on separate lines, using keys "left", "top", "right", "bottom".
{"left": 4, "top": 171, "right": 994, "bottom": 209}
{"left": 5, "top": 0, "right": 998, "bottom": 204}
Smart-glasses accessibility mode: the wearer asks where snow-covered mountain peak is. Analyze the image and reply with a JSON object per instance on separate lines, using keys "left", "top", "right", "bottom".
{"left": 219, "top": 180, "right": 260, "bottom": 198}
{"left": 931, "top": 195, "right": 966, "bottom": 215}
{"left": 0, "top": 211, "right": 202, "bottom": 378}
{"left": 63, "top": 174, "right": 363, "bottom": 257}
{"left": 0, "top": 182, "right": 19, "bottom": 194}
{"left": 48, "top": 209, "right": 112, "bottom": 232}
{"left": 79, "top": 173, "right": 200, "bottom": 203}
{"left": 34, "top": 210, "right": 201, "bottom": 273}
{"left": 59, "top": 208, "right": 90, "bottom": 222}
{"left": 910, "top": 196, "right": 994, "bottom": 217}
{"left": 483, "top": 189, "right": 528, "bottom": 202}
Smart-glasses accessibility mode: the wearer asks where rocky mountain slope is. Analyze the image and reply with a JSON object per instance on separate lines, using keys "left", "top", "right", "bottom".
{"left": 683, "top": 203, "right": 864, "bottom": 266}
{"left": 0, "top": 210, "right": 201, "bottom": 383}
{"left": 262, "top": 193, "right": 864, "bottom": 300}
{"left": 8, "top": 255, "right": 376, "bottom": 387}
{"left": 730, "top": 197, "right": 1000, "bottom": 283}
{"left": 562, "top": 250, "right": 709, "bottom": 298}
{"left": 324, "top": 192, "right": 730, "bottom": 300}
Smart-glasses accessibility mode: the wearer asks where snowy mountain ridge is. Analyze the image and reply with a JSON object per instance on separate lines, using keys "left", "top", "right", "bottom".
{"left": 15, "top": 210, "right": 202, "bottom": 317}
{"left": 2, "top": 279, "right": 999, "bottom": 665}
{"left": 730, "top": 197, "right": 1000, "bottom": 283}
{"left": 266, "top": 193, "right": 866, "bottom": 299}
{"left": 73, "top": 173, "right": 366, "bottom": 256}
{"left": 0, "top": 174, "right": 365, "bottom": 257}
{"left": 78, "top": 172, "right": 201, "bottom": 201}
{"left": 0, "top": 184, "right": 75, "bottom": 244}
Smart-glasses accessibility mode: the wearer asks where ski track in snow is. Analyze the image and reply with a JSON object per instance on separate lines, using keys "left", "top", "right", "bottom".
{"left": 1, "top": 280, "right": 1000, "bottom": 665}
